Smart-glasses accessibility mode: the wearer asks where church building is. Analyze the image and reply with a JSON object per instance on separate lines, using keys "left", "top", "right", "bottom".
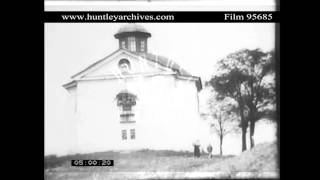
{"left": 63, "top": 24, "right": 211, "bottom": 153}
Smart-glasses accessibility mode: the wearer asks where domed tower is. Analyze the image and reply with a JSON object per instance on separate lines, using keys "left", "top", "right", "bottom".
{"left": 114, "top": 23, "right": 151, "bottom": 53}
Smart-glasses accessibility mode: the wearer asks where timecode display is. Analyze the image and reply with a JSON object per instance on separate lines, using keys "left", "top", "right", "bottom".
{"left": 71, "top": 160, "right": 114, "bottom": 166}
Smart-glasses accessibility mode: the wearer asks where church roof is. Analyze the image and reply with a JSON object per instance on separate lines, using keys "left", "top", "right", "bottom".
{"left": 134, "top": 52, "right": 192, "bottom": 77}
{"left": 70, "top": 49, "right": 193, "bottom": 78}
{"left": 65, "top": 49, "right": 202, "bottom": 91}
{"left": 114, "top": 23, "right": 151, "bottom": 38}
{"left": 132, "top": 51, "right": 202, "bottom": 90}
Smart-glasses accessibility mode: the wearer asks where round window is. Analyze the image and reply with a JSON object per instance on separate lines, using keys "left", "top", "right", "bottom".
{"left": 118, "top": 59, "right": 131, "bottom": 73}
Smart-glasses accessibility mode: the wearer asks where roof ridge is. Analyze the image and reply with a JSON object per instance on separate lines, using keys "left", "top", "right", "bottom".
{"left": 70, "top": 49, "right": 123, "bottom": 79}
{"left": 134, "top": 52, "right": 192, "bottom": 76}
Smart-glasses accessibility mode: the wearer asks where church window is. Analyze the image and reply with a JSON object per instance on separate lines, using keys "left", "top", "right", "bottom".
{"left": 128, "top": 37, "right": 136, "bottom": 51}
{"left": 116, "top": 91, "right": 137, "bottom": 123}
{"left": 140, "top": 40, "right": 145, "bottom": 52}
{"left": 121, "top": 130, "right": 127, "bottom": 140}
{"left": 130, "top": 129, "right": 135, "bottom": 139}
{"left": 121, "top": 40, "right": 126, "bottom": 49}
{"left": 118, "top": 59, "right": 131, "bottom": 74}
{"left": 120, "top": 112, "right": 134, "bottom": 121}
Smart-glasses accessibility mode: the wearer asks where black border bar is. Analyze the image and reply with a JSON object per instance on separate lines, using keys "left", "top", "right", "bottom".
{"left": 44, "top": 11, "right": 279, "bottom": 23}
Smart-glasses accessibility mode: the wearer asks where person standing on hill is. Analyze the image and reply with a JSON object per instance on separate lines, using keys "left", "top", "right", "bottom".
{"left": 207, "top": 144, "right": 213, "bottom": 159}
{"left": 193, "top": 140, "right": 201, "bottom": 158}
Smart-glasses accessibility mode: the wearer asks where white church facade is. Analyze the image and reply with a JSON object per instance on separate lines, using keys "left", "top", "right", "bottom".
{"left": 63, "top": 24, "right": 212, "bottom": 154}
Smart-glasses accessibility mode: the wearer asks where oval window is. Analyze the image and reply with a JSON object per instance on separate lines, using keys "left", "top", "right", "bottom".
{"left": 118, "top": 59, "right": 131, "bottom": 74}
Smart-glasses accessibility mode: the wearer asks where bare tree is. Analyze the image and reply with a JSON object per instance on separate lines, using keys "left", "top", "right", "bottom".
{"left": 207, "top": 94, "right": 239, "bottom": 156}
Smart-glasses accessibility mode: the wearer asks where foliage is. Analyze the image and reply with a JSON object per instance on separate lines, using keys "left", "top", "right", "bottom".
{"left": 207, "top": 48, "right": 276, "bottom": 149}
{"left": 207, "top": 95, "right": 239, "bottom": 137}
{"left": 202, "top": 92, "right": 240, "bottom": 155}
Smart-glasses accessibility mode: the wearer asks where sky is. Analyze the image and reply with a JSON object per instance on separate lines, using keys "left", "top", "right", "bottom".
{"left": 45, "top": 23, "right": 276, "bottom": 156}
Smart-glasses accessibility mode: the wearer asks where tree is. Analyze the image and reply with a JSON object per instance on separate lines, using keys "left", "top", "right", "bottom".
{"left": 236, "top": 49, "right": 276, "bottom": 149}
{"left": 207, "top": 68, "right": 249, "bottom": 151}
{"left": 207, "top": 48, "right": 276, "bottom": 151}
{"left": 207, "top": 95, "right": 239, "bottom": 156}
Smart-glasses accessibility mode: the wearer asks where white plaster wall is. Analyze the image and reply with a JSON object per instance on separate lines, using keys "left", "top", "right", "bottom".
{"left": 63, "top": 87, "right": 78, "bottom": 154}
{"left": 74, "top": 74, "right": 206, "bottom": 153}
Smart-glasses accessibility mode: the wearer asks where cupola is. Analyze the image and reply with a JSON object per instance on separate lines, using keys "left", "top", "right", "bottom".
{"left": 114, "top": 23, "right": 151, "bottom": 53}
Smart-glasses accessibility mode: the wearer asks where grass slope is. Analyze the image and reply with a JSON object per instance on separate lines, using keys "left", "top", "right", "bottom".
{"left": 45, "top": 142, "right": 278, "bottom": 179}
{"left": 197, "top": 141, "right": 279, "bottom": 178}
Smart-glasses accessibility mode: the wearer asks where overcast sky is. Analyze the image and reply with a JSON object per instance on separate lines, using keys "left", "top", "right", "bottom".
{"left": 45, "top": 23, "right": 275, "bottom": 155}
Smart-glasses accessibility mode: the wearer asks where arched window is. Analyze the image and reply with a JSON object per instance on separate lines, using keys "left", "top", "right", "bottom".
{"left": 128, "top": 36, "right": 136, "bottom": 51}
{"left": 116, "top": 90, "right": 137, "bottom": 123}
{"left": 118, "top": 59, "right": 131, "bottom": 74}
{"left": 140, "top": 40, "right": 145, "bottom": 52}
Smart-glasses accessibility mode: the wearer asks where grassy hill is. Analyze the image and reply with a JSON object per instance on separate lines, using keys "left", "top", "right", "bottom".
{"left": 45, "top": 142, "right": 278, "bottom": 179}
{"left": 197, "top": 141, "right": 279, "bottom": 178}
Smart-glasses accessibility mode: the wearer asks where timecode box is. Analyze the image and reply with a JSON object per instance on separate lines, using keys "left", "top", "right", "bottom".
{"left": 71, "top": 160, "right": 114, "bottom": 166}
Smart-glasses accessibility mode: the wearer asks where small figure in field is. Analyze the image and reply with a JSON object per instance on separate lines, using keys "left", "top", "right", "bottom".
{"left": 193, "top": 140, "right": 201, "bottom": 158}
{"left": 207, "top": 144, "right": 213, "bottom": 159}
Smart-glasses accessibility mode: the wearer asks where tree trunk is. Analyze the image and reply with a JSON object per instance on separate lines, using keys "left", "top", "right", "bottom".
{"left": 248, "top": 107, "right": 257, "bottom": 149}
{"left": 220, "top": 135, "right": 223, "bottom": 156}
{"left": 237, "top": 94, "right": 248, "bottom": 152}
{"left": 241, "top": 125, "right": 247, "bottom": 151}
{"left": 249, "top": 120, "right": 255, "bottom": 149}
{"left": 239, "top": 101, "right": 248, "bottom": 152}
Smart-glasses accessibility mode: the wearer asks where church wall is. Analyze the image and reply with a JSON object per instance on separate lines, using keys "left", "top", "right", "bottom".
{"left": 62, "top": 87, "right": 79, "bottom": 154}
{"left": 74, "top": 74, "right": 208, "bottom": 153}
{"left": 76, "top": 79, "right": 125, "bottom": 153}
